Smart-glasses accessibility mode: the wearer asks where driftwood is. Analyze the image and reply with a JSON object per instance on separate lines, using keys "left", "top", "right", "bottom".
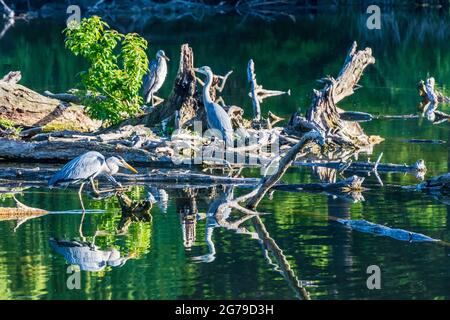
{"left": 417, "top": 172, "right": 450, "bottom": 192}
{"left": 246, "top": 130, "right": 325, "bottom": 210}
{"left": 273, "top": 175, "right": 365, "bottom": 193}
{"left": 332, "top": 218, "right": 438, "bottom": 242}
{"left": 294, "top": 159, "right": 426, "bottom": 175}
{"left": 0, "top": 72, "right": 100, "bottom": 132}
{"left": 0, "top": 137, "right": 163, "bottom": 164}
{"left": 288, "top": 42, "right": 381, "bottom": 149}
{"left": 273, "top": 175, "right": 365, "bottom": 203}
{"left": 247, "top": 59, "right": 288, "bottom": 128}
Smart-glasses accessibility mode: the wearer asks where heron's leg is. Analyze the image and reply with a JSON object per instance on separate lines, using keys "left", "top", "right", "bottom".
{"left": 90, "top": 177, "right": 100, "bottom": 195}
{"left": 78, "top": 183, "right": 86, "bottom": 212}
{"left": 78, "top": 183, "right": 86, "bottom": 240}
{"left": 150, "top": 92, "right": 154, "bottom": 107}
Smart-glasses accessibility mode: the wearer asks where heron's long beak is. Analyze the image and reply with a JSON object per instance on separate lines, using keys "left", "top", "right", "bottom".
{"left": 163, "top": 54, "right": 170, "bottom": 61}
{"left": 122, "top": 161, "right": 138, "bottom": 174}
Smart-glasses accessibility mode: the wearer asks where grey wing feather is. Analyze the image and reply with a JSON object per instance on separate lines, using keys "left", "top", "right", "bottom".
{"left": 48, "top": 151, "right": 105, "bottom": 186}
{"left": 143, "top": 59, "right": 158, "bottom": 101}
{"left": 210, "top": 103, "right": 234, "bottom": 146}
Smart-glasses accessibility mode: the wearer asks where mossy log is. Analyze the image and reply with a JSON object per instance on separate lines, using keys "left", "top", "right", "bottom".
{"left": 0, "top": 72, "right": 100, "bottom": 132}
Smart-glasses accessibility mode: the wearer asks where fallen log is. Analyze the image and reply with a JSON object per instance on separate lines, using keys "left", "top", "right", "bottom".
{"left": 332, "top": 218, "right": 439, "bottom": 242}
{"left": 0, "top": 167, "right": 260, "bottom": 187}
{"left": 0, "top": 72, "right": 100, "bottom": 132}
{"left": 273, "top": 175, "right": 365, "bottom": 193}
{"left": 294, "top": 159, "right": 426, "bottom": 174}
{"left": 417, "top": 172, "right": 450, "bottom": 192}
{"left": 0, "top": 138, "right": 163, "bottom": 164}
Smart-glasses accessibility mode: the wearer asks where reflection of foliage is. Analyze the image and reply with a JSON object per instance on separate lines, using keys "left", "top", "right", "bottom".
{"left": 0, "top": 194, "right": 13, "bottom": 202}
{"left": 124, "top": 221, "right": 152, "bottom": 257}
{"left": 64, "top": 16, "right": 149, "bottom": 125}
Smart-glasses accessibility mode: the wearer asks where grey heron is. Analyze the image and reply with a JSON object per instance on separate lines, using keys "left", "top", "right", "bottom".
{"left": 48, "top": 151, "right": 138, "bottom": 211}
{"left": 143, "top": 49, "right": 170, "bottom": 107}
{"left": 194, "top": 66, "right": 234, "bottom": 147}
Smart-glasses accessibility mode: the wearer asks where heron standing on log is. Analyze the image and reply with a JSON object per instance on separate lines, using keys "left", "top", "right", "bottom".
{"left": 48, "top": 151, "right": 138, "bottom": 212}
{"left": 194, "top": 66, "right": 234, "bottom": 147}
{"left": 143, "top": 49, "right": 170, "bottom": 108}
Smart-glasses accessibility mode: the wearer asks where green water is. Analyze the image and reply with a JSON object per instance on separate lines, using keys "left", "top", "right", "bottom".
{"left": 1, "top": 10, "right": 450, "bottom": 300}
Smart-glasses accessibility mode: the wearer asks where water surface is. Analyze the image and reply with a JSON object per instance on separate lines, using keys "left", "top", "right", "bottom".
{"left": 1, "top": 9, "right": 450, "bottom": 300}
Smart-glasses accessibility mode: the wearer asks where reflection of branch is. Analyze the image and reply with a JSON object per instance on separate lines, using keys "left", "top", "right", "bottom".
{"left": 0, "top": 18, "right": 13, "bottom": 39}
{"left": 252, "top": 216, "right": 310, "bottom": 300}
{"left": 0, "top": 0, "right": 14, "bottom": 19}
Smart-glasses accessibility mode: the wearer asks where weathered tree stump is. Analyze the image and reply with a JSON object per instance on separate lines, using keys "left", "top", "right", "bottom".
{"left": 288, "top": 42, "right": 381, "bottom": 148}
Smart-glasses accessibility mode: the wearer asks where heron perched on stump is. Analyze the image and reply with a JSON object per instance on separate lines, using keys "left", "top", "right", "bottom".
{"left": 194, "top": 66, "right": 234, "bottom": 147}
{"left": 143, "top": 49, "right": 170, "bottom": 108}
{"left": 48, "top": 151, "right": 138, "bottom": 211}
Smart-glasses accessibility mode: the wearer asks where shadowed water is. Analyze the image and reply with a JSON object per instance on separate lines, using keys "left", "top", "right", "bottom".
{"left": 1, "top": 9, "right": 450, "bottom": 300}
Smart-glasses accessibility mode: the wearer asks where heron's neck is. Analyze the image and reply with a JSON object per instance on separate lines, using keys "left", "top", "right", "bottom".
{"left": 105, "top": 159, "right": 119, "bottom": 175}
{"left": 202, "top": 72, "right": 214, "bottom": 106}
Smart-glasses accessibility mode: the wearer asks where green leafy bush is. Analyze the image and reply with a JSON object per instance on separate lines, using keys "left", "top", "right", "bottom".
{"left": 64, "top": 16, "right": 149, "bottom": 125}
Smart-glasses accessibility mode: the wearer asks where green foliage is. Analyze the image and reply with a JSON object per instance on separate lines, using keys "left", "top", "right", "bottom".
{"left": 64, "top": 16, "right": 149, "bottom": 125}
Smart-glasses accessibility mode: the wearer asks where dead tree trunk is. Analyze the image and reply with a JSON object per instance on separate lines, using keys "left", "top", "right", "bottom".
{"left": 145, "top": 44, "right": 202, "bottom": 129}
{"left": 291, "top": 42, "right": 378, "bottom": 147}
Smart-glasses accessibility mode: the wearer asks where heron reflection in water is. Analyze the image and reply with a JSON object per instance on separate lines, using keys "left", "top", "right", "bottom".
{"left": 192, "top": 186, "right": 258, "bottom": 263}
{"left": 50, "top": 236, "right": 133, "bottom": 272}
